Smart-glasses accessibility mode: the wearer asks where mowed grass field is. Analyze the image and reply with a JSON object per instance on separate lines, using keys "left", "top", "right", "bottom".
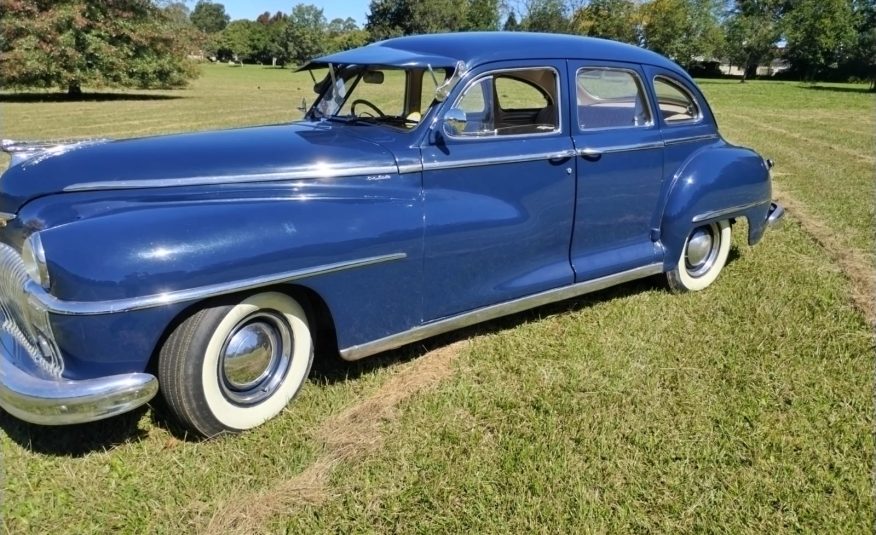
{"left": 0, "top": 64, "right": 873, "bottom": 533}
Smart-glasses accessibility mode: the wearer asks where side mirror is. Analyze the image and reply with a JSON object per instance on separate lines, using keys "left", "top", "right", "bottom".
{"left": 442, "top": 108, "right": 467, "bottom": 136}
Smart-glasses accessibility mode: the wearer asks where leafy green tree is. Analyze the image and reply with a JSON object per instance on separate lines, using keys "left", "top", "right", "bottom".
{"left": 283, "top": 3, "right": 327, "bottom": 65}
{"left": 465, "top": 0, "right": 501, "bottom": 30}
{"left": 327, "top": 17, "right": 369, "bottom": 53}
{"left": 641, "top": 0, "right": 723, "bottom": 68}
{"left": 365, "top": 0, "right": 501, "bottom": 39}
{"left": 642, "top": 0, "right": 724, "bottom": 67}
{"left": 723, "top": 0, "right": 786, "bottom": 82}
{"left": 162, "top": 1, "right": 191, "bottom": 25}
{"left": 366, "top": 0, "right": 410, "bottom": 40}
{"left": 845, "top": 0, "right": 876, "bottom": 89}
{"left": 218, "top": 20, "right": 259, "bottom": 62}
{"left": 520, "top": 0, "right": 570, "bottom": 33}
{"left": 503, "top": 10, "right": 520, "bottom": 30}
{"left": 191, "top": 0, "right": 229, "bottom": 33}
{"left": 784, "top": 0, "right": 856, "bottom": 80}
{"left": 571, "top": 0, "right": 640, "bottom": 44}
{"left": 641, "top": 0, "right": 686, "bottom": 56}
{"left": 0, "top": 0, "right": 198, "bottom": 96}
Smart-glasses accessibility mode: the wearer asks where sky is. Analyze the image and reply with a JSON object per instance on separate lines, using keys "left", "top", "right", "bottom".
{"left": 220, "top": 1, "right": 372, "bottom": 25}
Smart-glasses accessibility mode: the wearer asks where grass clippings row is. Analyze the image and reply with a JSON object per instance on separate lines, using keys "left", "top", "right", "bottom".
{"left": 207, "top": 341, "right": 469, "bottom": 534}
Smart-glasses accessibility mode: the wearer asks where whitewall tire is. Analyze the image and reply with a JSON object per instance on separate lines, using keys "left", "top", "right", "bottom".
{"left": 666, "top": 220, "right": 732, "bottom": 292}
{"left": 158, "top": 291, "right": 313, "bottom": 438}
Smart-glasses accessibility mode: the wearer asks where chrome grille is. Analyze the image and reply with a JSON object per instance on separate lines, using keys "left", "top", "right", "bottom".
{"left": 0, "top": 242, "right": 63, "bottom": 377}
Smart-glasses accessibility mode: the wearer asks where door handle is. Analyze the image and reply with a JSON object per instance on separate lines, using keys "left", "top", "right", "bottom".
{"left": 547, "top": 149, "right": 576, "bottom": 162}
{"left": 577, "top": 147, "right": 603, "bottom": 160}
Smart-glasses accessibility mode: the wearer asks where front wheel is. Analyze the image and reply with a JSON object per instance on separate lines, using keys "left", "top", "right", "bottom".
{"left": 158, "top": 291, "right": 313, "bottom": 438}
{"left": 666, "top": 220, "right": 732, "bottom": 292}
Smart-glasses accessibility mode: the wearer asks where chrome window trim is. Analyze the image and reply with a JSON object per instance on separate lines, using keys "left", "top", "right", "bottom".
{"left": 443, "top": 66, "right": 563, "bottom": 141}
{"left": 63, "top": 165, "right": 401, "bottom": 192}
{"left": 25, "top": 253, "right": 407, "bottom": 316}
{"left": 653, "top": 75, "right": 703, "bottom": 126}
{"left": 575, "top": 66, "right": 655, "bottom": 131}
{"left": 340, "top": 262, "right": 664, "bottom": 361}
{"left": 692, "top": 200, "right": 768, "bottom": 223}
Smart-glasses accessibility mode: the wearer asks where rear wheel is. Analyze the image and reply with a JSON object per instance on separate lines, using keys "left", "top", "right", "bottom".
{"left": 158, "top": 291, "right": 313, "bottom": 438}
{"left": 666, "top": 220, "right": 731, "bottom": 292}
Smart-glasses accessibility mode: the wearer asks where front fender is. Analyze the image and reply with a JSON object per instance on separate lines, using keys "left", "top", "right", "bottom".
{"left": 659, "top": 145, "right": 771, "bottom": 267}
{"left": 16, "top": 176, "right": 424, "bottom": 377}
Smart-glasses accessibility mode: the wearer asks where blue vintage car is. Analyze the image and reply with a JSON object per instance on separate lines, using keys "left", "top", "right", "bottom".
{"left": 0, "top": 32, "right": 783, "bottom": 436}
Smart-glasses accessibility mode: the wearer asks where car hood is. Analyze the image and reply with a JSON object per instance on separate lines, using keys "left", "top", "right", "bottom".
{"left": 0, "top": 123, "right": 399, "bottom": 214}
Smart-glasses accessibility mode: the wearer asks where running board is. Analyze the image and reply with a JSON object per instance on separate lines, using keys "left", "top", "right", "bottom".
{"left": 339, "top": 263, "right": 664, "bottom": 361}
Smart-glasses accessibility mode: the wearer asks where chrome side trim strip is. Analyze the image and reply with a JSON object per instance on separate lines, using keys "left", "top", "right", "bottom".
{"left": 586, "top": 141, "right": 665, "bottom": 155}
{"left": 339, "top": 263, "right": 663, "bottom": 361}
{"left": 664, "top": 134, "right": 719, "bottom": 146}
{"left": 63, "top": 165, "right": 401, "bottom": 192}
{"left": 692, "top": 200, "right": 768, "bottom": 223}
{"left": 26, "top": 253, "right": 407, "bottom": 316}
{"left": 423, "top": 150, "right": 576, "bottom": 171}
{"left": 396, "top": 163, "right": 422, "bottom": 174}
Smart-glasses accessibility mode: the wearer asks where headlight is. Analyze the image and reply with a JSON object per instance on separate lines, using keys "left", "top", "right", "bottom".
{"left": 21, "top": 232, "right": 50, "bottom": 290}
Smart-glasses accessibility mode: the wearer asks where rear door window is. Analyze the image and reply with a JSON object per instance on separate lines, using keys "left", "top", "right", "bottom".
{"left": 576, "top": 68, "right": 651, "bottom": 130}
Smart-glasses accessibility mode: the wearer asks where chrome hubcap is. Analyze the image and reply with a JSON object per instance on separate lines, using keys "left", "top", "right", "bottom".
{"left": 219, "top": 312, "right": 292, "bottom": 405}
{"left": 685, "top": 223, "right": 720, "bottom": 278}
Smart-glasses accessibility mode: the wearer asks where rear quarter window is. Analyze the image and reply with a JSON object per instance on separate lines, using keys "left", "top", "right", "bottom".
{"left": 653, "top": 76, "right": 700, "bottom": 124}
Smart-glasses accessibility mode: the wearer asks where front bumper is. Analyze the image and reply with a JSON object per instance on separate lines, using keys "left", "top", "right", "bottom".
{"left": 0, "top": 341, "right": 158, "bottom": 426}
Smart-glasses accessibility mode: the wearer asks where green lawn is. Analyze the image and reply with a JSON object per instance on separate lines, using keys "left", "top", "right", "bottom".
{"left": 1, "top": 65, "right": 873, "bottom": 533}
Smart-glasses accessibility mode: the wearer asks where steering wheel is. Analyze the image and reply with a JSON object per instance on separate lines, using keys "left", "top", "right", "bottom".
{"left": 351, "top": 99, "right": 385, "bottom": 118}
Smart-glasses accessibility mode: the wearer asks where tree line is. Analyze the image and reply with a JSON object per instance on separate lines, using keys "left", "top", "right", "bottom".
{"left": 0, "top": 0, "right": 873, "bottom": 95}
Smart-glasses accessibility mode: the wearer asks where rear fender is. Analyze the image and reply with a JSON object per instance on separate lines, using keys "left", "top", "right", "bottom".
{"left": 658, "top": 145, "right": 771, "bottom": 267}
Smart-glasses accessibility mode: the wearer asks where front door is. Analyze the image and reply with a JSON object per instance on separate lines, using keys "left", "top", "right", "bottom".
{"left": 566, "top": 61, "right": 665, "bottom": 281}
{"left": 421, "top": 62, "right": 576, "bottom": 321}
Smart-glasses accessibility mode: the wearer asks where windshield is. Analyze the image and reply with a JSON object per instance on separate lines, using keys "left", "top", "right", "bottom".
{"left": 307, "top": 65, "right": 450, "bottom": 130}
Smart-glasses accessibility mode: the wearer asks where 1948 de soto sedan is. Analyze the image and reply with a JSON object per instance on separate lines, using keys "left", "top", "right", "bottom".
{"left": 0, "top": 32, "right": 783, "bottom": 437}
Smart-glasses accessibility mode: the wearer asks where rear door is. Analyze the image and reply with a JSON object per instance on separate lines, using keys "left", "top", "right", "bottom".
{"left": 566, "top": 61, "right": 665, "bottom": 281}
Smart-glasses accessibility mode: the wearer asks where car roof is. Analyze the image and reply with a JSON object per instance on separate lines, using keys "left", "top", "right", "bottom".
{"left": 306, "top": 32, "right": 686, "bottom": 76}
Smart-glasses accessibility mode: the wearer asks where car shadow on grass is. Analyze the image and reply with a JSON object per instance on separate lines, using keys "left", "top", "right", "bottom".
{"left": 800, "top": 84, "right": 875, "bottom": 94}
{"left": 0, "top": 406, "right": 150, "bottom": 457}
{"left": 0, "top": 92, "right": 186, "bottom": 103}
